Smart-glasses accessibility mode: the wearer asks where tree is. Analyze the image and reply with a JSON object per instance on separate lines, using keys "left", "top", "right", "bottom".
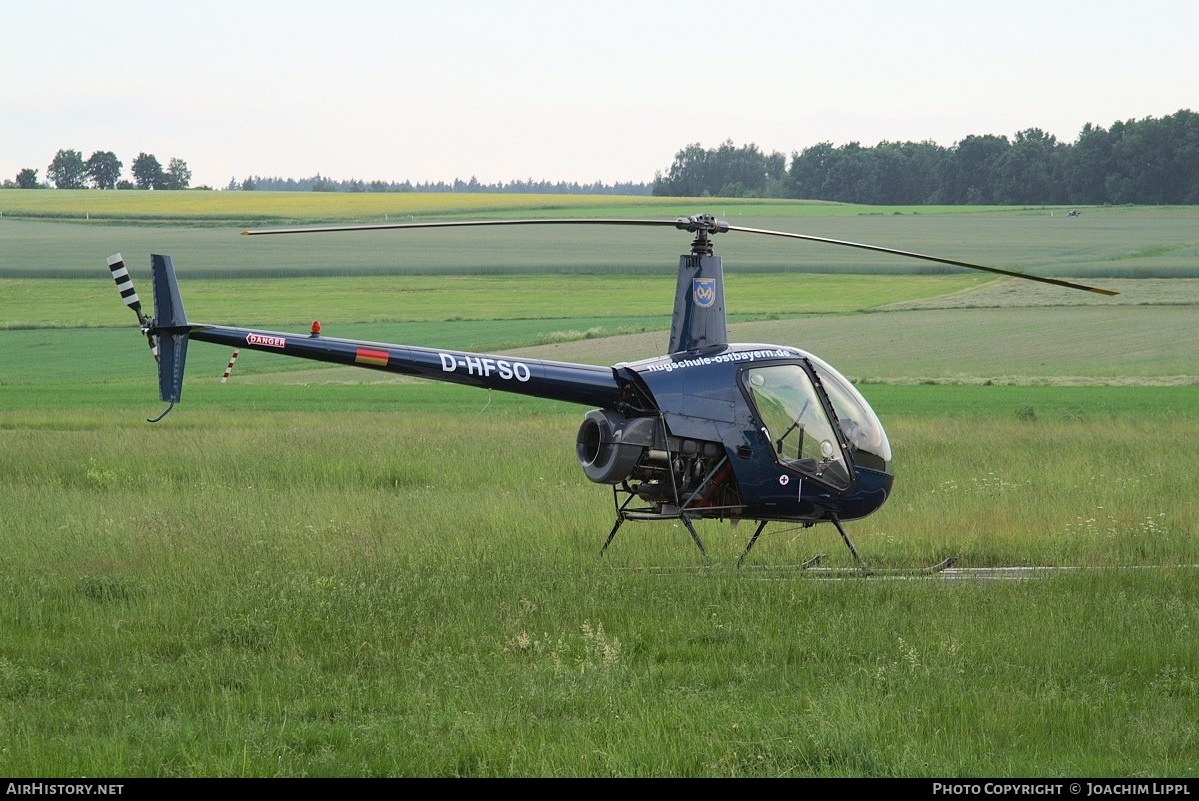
{"left": 936, "top": 134, "right": 1010, "bottom": 204}
{"left": 712, "top": 140, "right": 784, "bottom": 197}
{"left": 873, "top": 141, "right": 945, "bottom": 204}
{"left": 1167, "top": 109, "right": 1199, "bottom": 203}
{"left": 86, "top": 151, "right": 123, "bottom": 189}
{"left": 16, "top": 168, "right": 41, "bottom": 188}
{"left": 807, "top": 141, "right": 863, "bottom": 203}
{"left": 311, "top": 174, "right": 338, "bottom": 192}
{"left": 997, "top": 129, "right": 1063, "bottom": 205}
{"left": 1062, "top": 123, "right": 1112, "bottom": 204}
{"left": 47, "top": 149, "right": 87, "bottom": 188}
{"left": 652, "top": 143, "right": 709, "bottom": 196}
{"left": 163, "top": 157, "right": 191, "bottom": 190}
{"left": 131, "top": 152, "right": 165, "bottom": 189}
{"left": 786, "top": 141, "right": 834, "bottom": 199}
{"left": 653, "top": 140, "right": 785, "bottom": 197}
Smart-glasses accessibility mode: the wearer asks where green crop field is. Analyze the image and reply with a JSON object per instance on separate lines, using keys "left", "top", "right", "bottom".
{"left": 1, "top": 195, "right": 1197, "bottom": 777}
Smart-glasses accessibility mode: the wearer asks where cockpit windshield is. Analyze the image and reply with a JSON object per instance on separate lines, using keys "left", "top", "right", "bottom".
{"left": 743, "top": 364, "right": 852, "bottom": 490}
{"left": 804, "top": 353, "right": 893, "bottom": 474}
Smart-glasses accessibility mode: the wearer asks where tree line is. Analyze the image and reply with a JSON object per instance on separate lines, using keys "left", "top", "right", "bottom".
{"left": 230, "top": 175, "right": 651, "bottom": 194}
{"left": 6, "top": 149, "right": 193, "bottom": 190}
{"left": 652, "top": 109, "right": 1199, "bottom": 205}
{"left": 9, "top": 108, "right": 1196, "bottom": 202}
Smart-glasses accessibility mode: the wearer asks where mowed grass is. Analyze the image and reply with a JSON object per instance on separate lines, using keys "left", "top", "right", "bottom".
{"left": 3, "top": 198, "right": 1198, "bottom": 279}
{"left": 0, "top": 188, "right": 681, "bottom": 223}
{"left": 1, "top": 272, "right": 992, "bottom": 329}
{"left": 2, "top": 398, "right": 1197, "bottom": 777}
{"left": 0, "top": 187, "right": 1023, "bottom": 224}
{"left": 1, "top": 197, "right": 1197, "bottom": 777}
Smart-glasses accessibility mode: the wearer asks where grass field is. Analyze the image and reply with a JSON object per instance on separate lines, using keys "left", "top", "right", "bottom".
{"left": 1, "top": 195, "right": 1197, "bottom": 777}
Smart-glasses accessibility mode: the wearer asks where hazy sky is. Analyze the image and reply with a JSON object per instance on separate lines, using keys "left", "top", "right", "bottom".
{"left": 3, "top": 0, "right": 1193, "bottom": 189}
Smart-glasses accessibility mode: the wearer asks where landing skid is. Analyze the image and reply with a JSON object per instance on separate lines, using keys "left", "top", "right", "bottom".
{"left": 802, "top": 556, "right": 958, "bottom": 578}
{"left": 737, "top": 517, "right": 957, "bottom": 576}
{"left": 598, "top": 472, "right": 735, "bottom": 558}
{"left": 599, "top": 491, "right": 955, "bottom": 576}
{"left": 599, "top": 510, "right": 707, "bottom": 558}
{"left": 737, "top": 515, "right": 871, "bottom": 572}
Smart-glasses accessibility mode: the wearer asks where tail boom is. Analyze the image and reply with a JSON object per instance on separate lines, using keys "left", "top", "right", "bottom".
{"left": 184, "top": 323, "right": 622, "bottom": 408}
{"left": 121, "top": 252, "right": 624, "bottom": 412}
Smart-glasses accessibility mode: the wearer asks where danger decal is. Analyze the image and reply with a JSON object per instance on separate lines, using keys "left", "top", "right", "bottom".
{"left": 247, "top": 334, "right": 285, "bottom": 349}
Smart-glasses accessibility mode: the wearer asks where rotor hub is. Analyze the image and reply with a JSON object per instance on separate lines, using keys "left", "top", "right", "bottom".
{"left": 675, "top": 214, "right": 729, "bottom": 255}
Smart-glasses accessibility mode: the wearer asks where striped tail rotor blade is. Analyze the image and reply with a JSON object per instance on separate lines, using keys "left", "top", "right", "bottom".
{"left": 221, "top": 350, "right": 240, "bottom": 383}
{"left": 106, "top": 253, "right": 159, "bottom": 362}
{"left": 106, "top": 253, "right": 145, "bottom": 317}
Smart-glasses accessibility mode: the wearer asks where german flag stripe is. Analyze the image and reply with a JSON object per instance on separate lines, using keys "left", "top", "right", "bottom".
{"left": 355, "top": 347, "right": 389, "bottom": 366}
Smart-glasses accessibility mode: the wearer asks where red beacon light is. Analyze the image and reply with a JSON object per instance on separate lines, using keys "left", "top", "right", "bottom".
{"left": 310, "top": 320, "right": 321, "bottom": 337}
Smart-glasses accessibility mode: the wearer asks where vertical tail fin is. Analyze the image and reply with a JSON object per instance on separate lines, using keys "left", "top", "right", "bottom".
{"left": 149, "top": 254, "right": 190, "bottom": 404}
{"left": 668, "top": 253, "right": 727, "bottom": 354}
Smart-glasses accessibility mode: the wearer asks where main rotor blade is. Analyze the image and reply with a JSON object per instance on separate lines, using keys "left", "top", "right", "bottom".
{"left": 242, "top": 218, "right": 682, "bottom": 236}
{"left": 728, "top": 224, "right": 1120, "bottom": 296}
{"left": 243, "top": 215, "right": 1118, "bottom": 297}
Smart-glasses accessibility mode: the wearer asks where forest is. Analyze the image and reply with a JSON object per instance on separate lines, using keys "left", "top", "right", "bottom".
{"left": 10, "top": 109, "right": 1196, "bottom": 204}
{"left": 652, "top": 109, "right": 1199, "bottom": 205}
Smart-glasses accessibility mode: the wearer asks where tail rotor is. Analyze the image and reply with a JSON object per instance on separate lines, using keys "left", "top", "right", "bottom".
{"left": 106, "top": 253, "right": 192, "bottom": 422}
{"left": 106, "top": 253, "right": 159, "bottom": 363}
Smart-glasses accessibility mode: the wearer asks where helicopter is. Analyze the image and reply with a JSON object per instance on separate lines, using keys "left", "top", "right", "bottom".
{"left": 106, "top": 214, "right": 1118, "bottom": 570}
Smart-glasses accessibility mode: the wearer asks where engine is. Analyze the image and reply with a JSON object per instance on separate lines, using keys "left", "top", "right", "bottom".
{"left": 575, "top": 409, "right": 739, "bottom": 512}
{"left": 576, "top": 409, "right": 657, "bottom": 484}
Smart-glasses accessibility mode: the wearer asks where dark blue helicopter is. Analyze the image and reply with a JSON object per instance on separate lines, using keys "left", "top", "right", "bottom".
{"left": 107, "top": 215, "right": 1117, "bottom": 569}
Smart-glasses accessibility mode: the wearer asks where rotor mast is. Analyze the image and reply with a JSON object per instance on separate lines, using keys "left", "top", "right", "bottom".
{"left": 668, "top": 215, "right": 730, "bottom": 354}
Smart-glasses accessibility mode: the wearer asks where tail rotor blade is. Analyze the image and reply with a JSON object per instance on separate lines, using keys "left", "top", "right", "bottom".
{"left": 106, "top": 253, "right": 159, "bottom": 362}
{"left": 221, "top": 349, "right": 240, "bottom": 383}
{"left": 106, "top": 253, "right": 145, "bottom": 319}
